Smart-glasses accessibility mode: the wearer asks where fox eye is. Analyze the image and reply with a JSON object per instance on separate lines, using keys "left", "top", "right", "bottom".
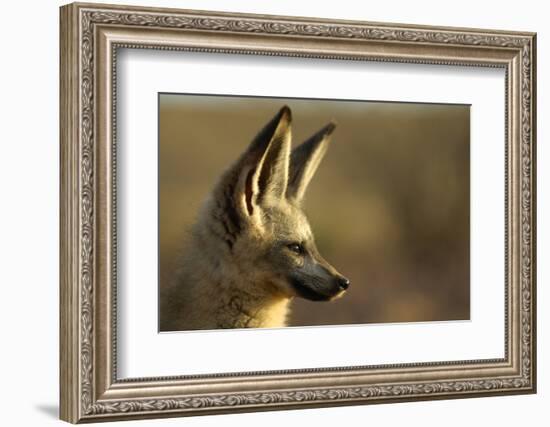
{"left": 287, "top": 243, "right": 304, "bottom": 255}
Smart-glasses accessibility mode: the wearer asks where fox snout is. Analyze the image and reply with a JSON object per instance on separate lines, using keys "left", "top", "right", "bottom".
{"left": 288, "top": 255, "right": 350, "bottom": 302}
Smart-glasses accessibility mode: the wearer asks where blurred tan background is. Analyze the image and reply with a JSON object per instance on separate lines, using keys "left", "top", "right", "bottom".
{"left": 159, "top": 93, "right": 470, "bottom": 327}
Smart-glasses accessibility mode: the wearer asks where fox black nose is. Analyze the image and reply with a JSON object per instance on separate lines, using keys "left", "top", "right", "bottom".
{"left": 337, "top": 277, "right": 350, "bottom": 291}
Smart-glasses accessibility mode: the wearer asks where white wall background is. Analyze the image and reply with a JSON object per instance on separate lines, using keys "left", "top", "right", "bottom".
{"left": 0, "top": 0, "right": 545, "bottom": 426}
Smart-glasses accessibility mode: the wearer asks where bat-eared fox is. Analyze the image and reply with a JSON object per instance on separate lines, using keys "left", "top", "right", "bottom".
{"left": 160, "top": 106, "right": 349, "bottom": 331}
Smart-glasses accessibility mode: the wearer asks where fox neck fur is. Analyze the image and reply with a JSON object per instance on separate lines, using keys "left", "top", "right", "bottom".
{"left": 161, "top": 210, "right": 292, "bottom": 330}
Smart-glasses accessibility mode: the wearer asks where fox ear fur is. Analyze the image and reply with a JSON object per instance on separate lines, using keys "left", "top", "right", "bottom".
{"left": 286, "top": 121, "right": 335, "bottom": 203}
{"left": 214, "top": 106, "right": 333, "bottom": 227}
{"left": 216, "top": 106, "right": 292, "bottom": 222}
{"left": 247, "top": 105, "right": 291, "bottom": 210}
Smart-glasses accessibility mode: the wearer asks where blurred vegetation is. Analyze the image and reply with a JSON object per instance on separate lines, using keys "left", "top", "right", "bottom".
{"left": 159, "top": 94, "right": 470, "bottom": 326}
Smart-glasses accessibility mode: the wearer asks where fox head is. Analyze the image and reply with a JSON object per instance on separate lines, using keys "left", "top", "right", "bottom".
{"left": 204, "top": 106, "right": 350, "bottom": 302}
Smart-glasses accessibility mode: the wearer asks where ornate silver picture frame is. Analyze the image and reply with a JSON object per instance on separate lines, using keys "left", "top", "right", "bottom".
{"left": 60, "top": 2, "right": 536, "bottom": 423}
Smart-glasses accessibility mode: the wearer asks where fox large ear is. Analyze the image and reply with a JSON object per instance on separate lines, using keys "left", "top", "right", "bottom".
{"left": 215, "top": 106, "right": 291, "bottom": 225}
{"left": 248, "top": 105, "right": 291, "bottom": 208}
{"left": 287, "top": 122, "right": 335, "bottom": 202}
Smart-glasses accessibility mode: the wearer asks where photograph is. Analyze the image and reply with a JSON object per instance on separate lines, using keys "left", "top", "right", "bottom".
{"left": 158, "top": 94, "right": 471, "bottom": 332}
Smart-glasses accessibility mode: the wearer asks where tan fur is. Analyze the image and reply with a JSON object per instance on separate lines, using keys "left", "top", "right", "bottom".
{"left": 160, "top": 106, "right": 347, "bottom": 331}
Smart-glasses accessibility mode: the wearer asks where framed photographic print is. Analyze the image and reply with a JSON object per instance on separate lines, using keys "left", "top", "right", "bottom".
{"left": 59, "top": 2, "right": 537, "bottom": 423}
